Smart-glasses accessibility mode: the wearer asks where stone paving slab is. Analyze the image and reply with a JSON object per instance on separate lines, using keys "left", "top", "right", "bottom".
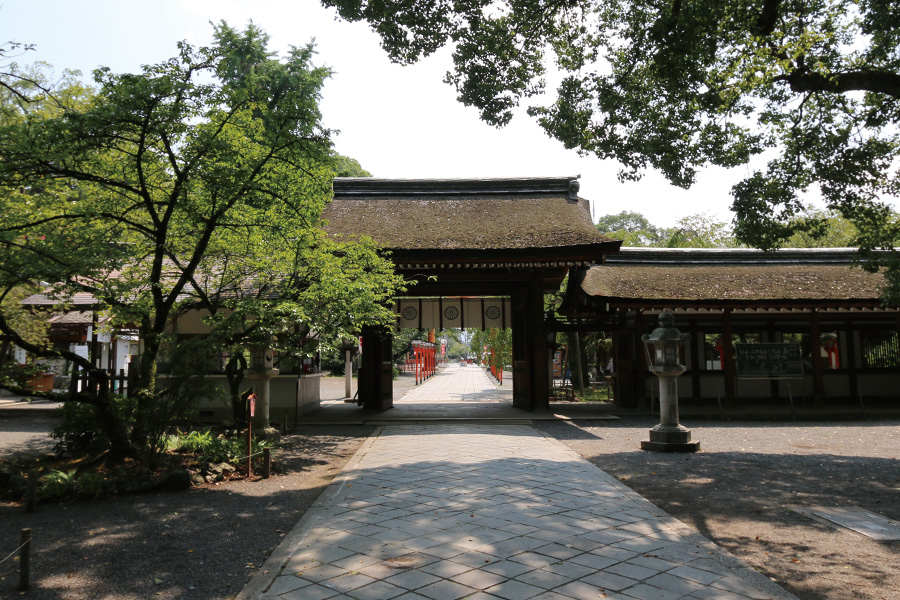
{"left": 399, "top": 363, "right": 511, "bottom": 404}
{"left": 238, "top": 424, "right": 795, "bottom": 600}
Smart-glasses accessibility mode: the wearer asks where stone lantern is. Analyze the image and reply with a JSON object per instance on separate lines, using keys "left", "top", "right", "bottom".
{"left": 640, "top": 311, "right": 699, "bottom": 452}
{"left": 244, "top": 343, "right": 280, "bottom": 439}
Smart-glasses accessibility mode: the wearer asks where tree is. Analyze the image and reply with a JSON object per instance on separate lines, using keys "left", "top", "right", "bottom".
{"left": 469, "top": 328, "right": 512, "bottom": 371}
{"left": 331, "top": 153, "right": 373, "bottom": 177}
{"left": 595, "top": 211, "right": 667, "bottom": 246}
{"left": 595, "top": 210, "right": 738, "bottom": 247}
{"left": 665, "top": 213, "right": 740, "bottom": 248}
{"left": 781, "top": 207, "right": 859, "bottom": 248}
{"left": 323, "top": 0, "right": 900, "bottom": 298}
{"left": 0, "top": 24, "right": 403, "bottom": 459}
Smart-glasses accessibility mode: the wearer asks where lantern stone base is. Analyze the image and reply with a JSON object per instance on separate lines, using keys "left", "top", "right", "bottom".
{"left": 641, "top": 425, "right": 700, "bottom": 453}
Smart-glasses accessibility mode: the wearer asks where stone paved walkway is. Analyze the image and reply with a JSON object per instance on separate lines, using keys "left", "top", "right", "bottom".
{"left": 398, "top": 363, "right": 510, "bottom": 404}
{"left": 240, "top": 424, "right": 794, "bottom": 600}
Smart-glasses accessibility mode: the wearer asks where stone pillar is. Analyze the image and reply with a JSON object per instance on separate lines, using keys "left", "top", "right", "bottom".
{"left": 345, "top": 349, "right": 353, "bottom": 399}
{"left": 244, "top": 345, "right": 279, "bottom": 438}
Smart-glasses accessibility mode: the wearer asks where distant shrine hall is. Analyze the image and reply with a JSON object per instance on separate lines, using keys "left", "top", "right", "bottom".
{"left": 24, "top": 177, "right": 900, "bottom": 418}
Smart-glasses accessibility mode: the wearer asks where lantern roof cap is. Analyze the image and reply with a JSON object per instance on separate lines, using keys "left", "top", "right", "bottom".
{"left": 642, "top": 312, "right": 690, "bottom": 344}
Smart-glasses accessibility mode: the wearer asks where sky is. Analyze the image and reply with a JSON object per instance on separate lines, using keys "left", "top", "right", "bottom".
{"left": 3, "top": 0, "right": 771, "bottom": 227}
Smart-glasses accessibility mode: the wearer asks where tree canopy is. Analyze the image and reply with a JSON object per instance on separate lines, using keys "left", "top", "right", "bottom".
{"left": 596, "top": 211, "right": 668, "bottom": 246}
{"left": 323, "top": 0, "right": 900, "bottom": 298}
{"left": 0, "top": 23, "right": 403, "bottom": 458}
{"left": 597, "top": 210, "right": 739, "bottom": 248}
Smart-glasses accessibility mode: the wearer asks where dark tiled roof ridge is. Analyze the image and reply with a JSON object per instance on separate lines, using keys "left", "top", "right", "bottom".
{"left": 606, "top": 246, "right": 869, "bottom": 265}
{"left": 333, "top": 176, "right": 580, "bottom": 197}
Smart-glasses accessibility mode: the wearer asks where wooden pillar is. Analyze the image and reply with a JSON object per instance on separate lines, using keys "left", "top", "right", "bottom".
{"left": 810, "top": 310, "right": 825, "bottom": 405}
{"left": 511, "top": 286, "right": 530, "bottom": 409}
{"left": 360, "top": 326, "right": 393, "bottom": 411}
{"left": 689, "top": 319, "right": 701, "bottom": 401}
{"left": 529, "top": 271, "right": 550, "bottom": 411}
{"left": 508, "top": 275, "right": 550, "bottom": 412}
{"left": 844, "top": 318, "right": 858, "bottom": 401}
{"left": 612, "top": 317, "right": 635, "bottom": 408}
{"left": 721, "top": 309, "right": 736, "bottom": 405}
{"left": 767, "top": 319, "right": 780, "bottom": 400}
{"left": 634, "top": 310, "right": 648, "bottom": 409}
{"left": 90, "top": 311, "right": 99, "bottom": 370}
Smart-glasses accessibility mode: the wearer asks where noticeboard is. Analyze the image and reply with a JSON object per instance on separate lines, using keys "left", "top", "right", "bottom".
{"left": 735, "top": 343, "right": 804, "bottom": 379}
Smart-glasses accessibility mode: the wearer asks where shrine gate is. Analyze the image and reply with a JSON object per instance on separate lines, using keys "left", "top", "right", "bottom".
{"left": 322, "top": 177, "right": 621, "bottom": 411}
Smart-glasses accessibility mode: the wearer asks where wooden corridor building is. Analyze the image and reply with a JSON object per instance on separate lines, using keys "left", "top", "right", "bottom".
{"left": 563, "top": 247, "right": 900, "bottom": 409}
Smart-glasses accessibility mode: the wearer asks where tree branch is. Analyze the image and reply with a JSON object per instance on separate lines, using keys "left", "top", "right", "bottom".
{"left": 781, "top": 69, "right": 900, "bottom": 100}
{"left": 754, "top": 0, "right": 783, "bottom": 37}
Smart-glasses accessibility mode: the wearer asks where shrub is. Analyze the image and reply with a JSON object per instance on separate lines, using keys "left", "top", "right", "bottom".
{"left": 174, "top": 429, "right": 271, "bottom": 469}
{"left": 37, "top": 469, "right": 110, "bottom": 500}
{"left": 38, "top": 469, "right": 79, "bottom": 499}
{"left": 52, "top": 394, "right": 137, "bottom": 457}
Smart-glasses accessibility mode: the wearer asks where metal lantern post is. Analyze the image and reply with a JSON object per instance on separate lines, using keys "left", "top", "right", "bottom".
{"left": 640, "top": 311, "right": 700, "bottom": 452}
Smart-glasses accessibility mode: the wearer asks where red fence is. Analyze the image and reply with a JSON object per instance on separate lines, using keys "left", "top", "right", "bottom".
{"left": 411, "top": 340, "right": 436, "bottom": 384}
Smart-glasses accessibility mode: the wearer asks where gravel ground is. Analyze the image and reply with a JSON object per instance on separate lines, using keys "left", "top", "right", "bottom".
{"left": 0, "top": 414, "right": 57, "bottom": 462}
{"left": 0, "top": 422, "right": 375, "bottom": 600}
{"left": 534, "top": 417, "right": 900, "bottom": 600}
{"left": 3, "top": 414, "right": 898, "bottom": 600}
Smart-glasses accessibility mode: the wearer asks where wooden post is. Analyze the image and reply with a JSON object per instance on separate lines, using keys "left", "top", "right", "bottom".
{"left": 767, "top": 319, "right": 780, "bottom": 400}
{"left": 634, "top": 310, "right": 647, "bottom": 409}
{"left": 69, "top": 362, "right": 79, "bottom": 395}
{"left": 689, "top": 320, "right": 701, "bottom": 401}
{"left": 844, "top": 318, "right": 858, "bottom": 404}
{"left": 246, "top": 396, "right": 253, "bottom": 479}
{"left": 529, "top": 272, "right": 550, "bottom": 411}
{"left": 19, "top": 528, "right": 31, "bottom": 591}
{"left": 721, "top": 309, "right": 736, "bottom": 405}
{"left": 263, "top": 448, "right": 271, "bottom": 479}
{"left": 810, "top": 309, "right": 825, "bottom": 405}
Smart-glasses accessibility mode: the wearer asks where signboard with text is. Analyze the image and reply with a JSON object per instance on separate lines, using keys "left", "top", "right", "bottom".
{"left": 735, "top": 343, "right": 804, "bottom": 379}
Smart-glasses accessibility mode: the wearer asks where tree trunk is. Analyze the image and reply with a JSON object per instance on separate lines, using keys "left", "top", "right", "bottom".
{"left": 225, "top": 351, "right": 248, "bottom": 425}
{"left": 92, "top": 370, "right": 135, "bottom": 461}
{"left": 130, "top": 330, "right": 161, "bottom": 452}
{"left": 0, "top": 339, "right": 11, "bottom": 371}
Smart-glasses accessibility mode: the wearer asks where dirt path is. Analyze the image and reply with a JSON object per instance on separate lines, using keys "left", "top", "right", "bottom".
{"left": 0, "top": 425, "right": 375, "bottom": 600}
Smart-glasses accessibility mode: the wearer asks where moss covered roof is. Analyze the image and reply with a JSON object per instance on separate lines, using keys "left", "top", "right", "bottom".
{"left": 323, "top": 178, "right": 616, "bottom": 251}
{"left": 581, "top": 263, "right": 886, "bottom": 302}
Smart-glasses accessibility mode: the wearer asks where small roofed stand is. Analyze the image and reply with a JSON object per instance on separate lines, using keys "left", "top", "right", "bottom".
{"left": 640, "top": 311, "right": 699, "bottom": 452}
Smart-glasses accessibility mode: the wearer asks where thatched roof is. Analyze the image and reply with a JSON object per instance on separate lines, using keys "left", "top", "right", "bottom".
{"left": 580, "top": 248, "right": 887, "bottom": 303}
{"left": 323, "top": 177, "right": 617, "bottom": 251}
